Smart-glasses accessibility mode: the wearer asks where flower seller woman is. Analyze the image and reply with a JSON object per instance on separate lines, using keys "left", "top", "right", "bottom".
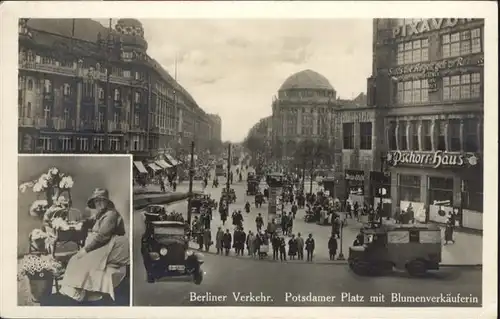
{"left": 59, "top": 188, "right": 129, "bottom": 303}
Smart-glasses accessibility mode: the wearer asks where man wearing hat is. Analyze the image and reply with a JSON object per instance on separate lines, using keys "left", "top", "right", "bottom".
{"left": 59, "top": 188, "right": 129, "bottom": 303}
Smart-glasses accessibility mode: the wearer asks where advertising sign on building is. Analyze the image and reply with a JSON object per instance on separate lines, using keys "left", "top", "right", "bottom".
{"left": 344, "top": 170, "right": 365, "bottom": 181}
{"left": 387, "top": 150, "right": 479, "bottom": 168}
{"left": 392, "top": 18, "right": 474, "bottom": 38}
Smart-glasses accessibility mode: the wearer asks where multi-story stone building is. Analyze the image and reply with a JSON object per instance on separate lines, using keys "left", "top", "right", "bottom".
{"left": 370, "top": 18, "right": 483, "bottom": 230}
{"left": 17, "top": 18, "right": 221, "bottom": 159}
{"left": 271, "top": 69, "right": 376, "bottom": 203}
{"left": 208, "top": 113, "right": 222, "bottom": 142}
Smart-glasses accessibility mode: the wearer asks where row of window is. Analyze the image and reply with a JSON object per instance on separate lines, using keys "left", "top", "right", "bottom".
{"left": 399, "top": 174, "right": 482, "bottom": 212}
{"left": 396, "top": 28, "right": 482, "bottom": 66}
{"left": 37, "top": 136, "right": 122, "bottom": 152}
{"left": 343, "top": 122, "right": 373, "bottom": 150}
{"left": 21, "top": 77, "right": 147, "bottom": 104}
{"left": 387, "top": 118, "right": 481, "bottom": 153}
{"left": 279, "top": 90, "right": 335, "bottom": 99}
{"left": 396, "top": 72, "right": 482, "bottom": 104}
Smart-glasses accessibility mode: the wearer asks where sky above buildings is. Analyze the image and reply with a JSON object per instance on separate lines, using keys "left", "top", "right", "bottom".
{"left": 101, "top": 19, "right": 373, "bottom": 142}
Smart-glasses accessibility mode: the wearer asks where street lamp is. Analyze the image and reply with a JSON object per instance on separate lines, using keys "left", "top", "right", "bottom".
{"left": 225, "top": 143, "right": 232, "bottom": 209}
{"left": 379, "top": 155, "right": 388, "bottom": 222}
{"left": 186, "top": 140, "right": 195, "bottom": 233}
{"left": 337, "top": 220, "right": 345, "bottom": 260}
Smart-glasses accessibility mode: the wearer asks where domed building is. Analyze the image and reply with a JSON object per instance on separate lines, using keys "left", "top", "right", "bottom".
{"left": 272, "top": 69, "right": 338, "bottom": 155}
{"left": 271, "top": 69, "right": 378, "bottom": 202}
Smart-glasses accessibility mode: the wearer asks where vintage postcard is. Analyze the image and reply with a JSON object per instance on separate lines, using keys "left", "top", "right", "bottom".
{"left": 0, "top": 1, "right": 497, "bottom": 319}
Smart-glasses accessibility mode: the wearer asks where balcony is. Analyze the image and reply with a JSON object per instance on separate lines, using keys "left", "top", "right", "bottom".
{"left": 18, "top": 117, "right": 35, "bottom": 127}
{"left": 119, "top": 122, "right": 130, "bottom": 132}
{"left": 108, "top": 121, "right": 117, "bottom": 132}
{"left": 36, "top": 118, "right": 48, "bottom": 128}
{"left": 129, "top": 125, "right": 145, "bottom": 133}
{"left": 98, "top": 73, "right": 134, "bottom": 87}
{"left": 43, "top": 92, "right": 53, "bottom": 101}
{"left": 80, "top": 121, "right": 95, "bottom": 131}
{"left": 94, "top": 122, "right": 105, "bottom": 132}
{"left": 19, "top": 60, "right": 77, "bottom": 77}
{"left": 52, "top": 117, "right": 74, "bottom": 130}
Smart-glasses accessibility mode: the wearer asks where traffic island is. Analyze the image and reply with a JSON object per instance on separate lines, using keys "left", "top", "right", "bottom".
{"left": 134, "top": 192, "right": 189, "bottom": 210}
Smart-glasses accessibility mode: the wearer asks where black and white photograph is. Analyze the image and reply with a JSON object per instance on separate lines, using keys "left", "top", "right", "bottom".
{"left": 1, "top": 1, "right": 498, "bottom": 319}
{"left": 17, "top": 155, "right": 131, "bottom": 306}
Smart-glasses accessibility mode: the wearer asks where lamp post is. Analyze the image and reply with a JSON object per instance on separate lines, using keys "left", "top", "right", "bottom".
{"left": 103, "top": 18, "right": 115, "bottom": 153}
{"left": 186, "top": 141, "right": 195, "bottom": 230}
{"left": 380, "top": 155, "right": 388, "bottom": 222}
{"left": 226, "top": 143, "right": 231, "bottom": 208}
{"left": 337, "top": 219, "right": 345, "bottom": 260}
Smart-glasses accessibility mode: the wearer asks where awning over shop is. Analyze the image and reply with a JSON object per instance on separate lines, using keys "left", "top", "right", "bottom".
{"left": 156, "top": 159, "right": 172, "bottom": 169}
{"left": 133, "top": 161, "right": 148, "bottom": 174}
{"left": 165, "top": 154, "right": 179, "bottom": 166}
{"left": 148, "top": 163, "right": 162, "bottom": 171}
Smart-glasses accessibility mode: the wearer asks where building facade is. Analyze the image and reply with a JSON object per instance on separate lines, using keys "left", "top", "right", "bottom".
{"left": 18, "top": 18, "right": 221, "bottom": 159}
{"left": 208, "top": 114, "right": 222, "bottom": 142}
{"left": 370, "top": 18, "right": 484, "bottom": 230}
{"left": 271, "top": 69, "right": 378, "bottom": 202}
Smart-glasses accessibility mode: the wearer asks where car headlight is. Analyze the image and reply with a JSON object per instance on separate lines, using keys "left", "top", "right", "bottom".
{"left": 149, "top": 252, "right": 160, "bottom": 260}
{"left": 160, "top": 247, "right": 168, "bottom": 256}
{"left": 185, "top": 250, "right": 194, "bottom": 258}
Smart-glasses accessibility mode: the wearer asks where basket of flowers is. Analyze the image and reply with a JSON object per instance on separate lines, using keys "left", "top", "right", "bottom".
{"left": 51, "top": 217, "right": 85, "bottom": 243}
{"left": 18, "top": 254, "right": 63, "bottom": 302}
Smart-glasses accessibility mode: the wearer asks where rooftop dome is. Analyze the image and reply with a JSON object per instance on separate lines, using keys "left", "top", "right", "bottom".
{"left": 116, "top": 19, "right": 143, "bottom": 28}
{"left": 279, "top": 69, "right": 334, "bottom": 91}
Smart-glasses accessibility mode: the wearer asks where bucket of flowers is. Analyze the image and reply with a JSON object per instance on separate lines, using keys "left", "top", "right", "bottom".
{"left": 18, "top": 252, "right": 63, "bottom": 303}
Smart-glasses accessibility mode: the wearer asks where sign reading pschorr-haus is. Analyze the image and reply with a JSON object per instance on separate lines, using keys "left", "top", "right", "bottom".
{"left": 387, "top": 150, "right": 479, "bottom": 168}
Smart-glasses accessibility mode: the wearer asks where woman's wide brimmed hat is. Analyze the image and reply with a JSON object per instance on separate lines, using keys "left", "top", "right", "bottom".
{"left": 87, "top": 188, "right": 115, "bottom": 209}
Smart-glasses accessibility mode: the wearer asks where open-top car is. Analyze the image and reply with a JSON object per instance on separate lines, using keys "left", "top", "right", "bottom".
{"left": 141, "top": 221, "right": 204, "bottom": 284}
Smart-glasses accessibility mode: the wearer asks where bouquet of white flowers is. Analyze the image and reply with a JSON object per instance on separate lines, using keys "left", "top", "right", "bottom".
{"left": 51, "top": 217, "right": 70, "bottom": 231}
{"left": 19, "top": 167, "right": 74, "bottom": 194}
{"left": 29, "top": 200, "right": 49, "bottom": 218}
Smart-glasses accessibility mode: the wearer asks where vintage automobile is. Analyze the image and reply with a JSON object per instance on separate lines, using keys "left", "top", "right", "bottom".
{"left": 141, "top": 220, "right": 204, "bottom": 284}
{"left": 143, "top": 204, "right": 167, "bottom": 220}
{"left": 191, "top": 192, "right": 216, "bottom": 212}
{"left": 246, "top": 179, "right": 259, "bottom": 196}
{"left": 221, "top": 188, "right": 236, "bottom": 204}
{"left": 348, "top": 223, "right": 442, "bottom": 277}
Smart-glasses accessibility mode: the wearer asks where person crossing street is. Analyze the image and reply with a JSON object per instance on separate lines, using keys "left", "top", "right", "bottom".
{"left": 305, "top": 234, "right": 315, "bottom": 262}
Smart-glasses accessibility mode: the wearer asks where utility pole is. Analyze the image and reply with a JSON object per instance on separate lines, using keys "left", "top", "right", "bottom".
{"left": 187, "top": 141, "right": 195, "bottom": 229}
{"left": 226, "top": 143, "right": 231, "bottom": 207}
{"left": 309, "top": 158, "right": 314, "bottom": 194}
{"left": 104, "top": 18, "right": 112, "bottom": 152}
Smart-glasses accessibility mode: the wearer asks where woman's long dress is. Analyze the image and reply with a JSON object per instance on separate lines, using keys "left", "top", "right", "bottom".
{"left": 59, "top": 208, "right": 129, "bottom": 302}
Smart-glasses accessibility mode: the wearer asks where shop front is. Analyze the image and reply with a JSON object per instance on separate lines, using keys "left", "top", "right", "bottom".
{"left": 386, "top": 150, "right": 482, "bottom": 230}
{"left": 344, "top": 169, "right": 365, "bottom": 207}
